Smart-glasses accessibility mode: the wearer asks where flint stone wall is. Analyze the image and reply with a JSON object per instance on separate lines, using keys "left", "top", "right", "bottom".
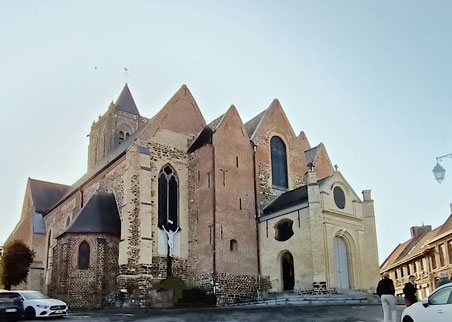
{"left": 50, "top": 233, "right": 119, "bottom": 309}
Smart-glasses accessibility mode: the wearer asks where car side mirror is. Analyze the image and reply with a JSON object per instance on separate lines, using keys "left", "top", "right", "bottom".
{"left": 422, "top": 298, "right": 429, "bottom": 308}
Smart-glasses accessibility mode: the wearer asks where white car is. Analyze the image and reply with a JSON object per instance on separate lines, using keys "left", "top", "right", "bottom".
{"left": 14, "top": 290, "right": 67, "bottom": 319}
{"left": 402, "top": 282, "right": 452, "bottom": 322}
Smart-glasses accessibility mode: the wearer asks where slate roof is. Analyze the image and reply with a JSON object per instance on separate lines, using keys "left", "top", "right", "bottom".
{"left": 29, "top": 179, "right": 70, "bottom": 213}
{"left": 114, "top": 83, "right": 140, "bottom": 115}
{"left": 59, "top": 192, "right": 120, "bottom": 237}
{"left": 261, "top": 185, "right": 308, "bottom": 218}
{"left": 187, "top": 113, "right": 225, "bottom": 153}
{"left": 305, "top": 145, "right": 319, "bottom": 165}
{"left": 244, "top": 109, "right": 267, "bottom": 139}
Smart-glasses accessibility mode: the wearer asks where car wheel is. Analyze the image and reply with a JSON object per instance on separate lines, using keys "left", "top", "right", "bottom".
{"left": 402, "top": 316, "right": 414, "bottom": 322}
{"left": 24, "top": 306, "right": 36, "bottom": 319}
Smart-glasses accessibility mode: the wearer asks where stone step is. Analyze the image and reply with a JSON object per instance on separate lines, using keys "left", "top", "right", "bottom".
{"left": 227, "top": 297, "right": 369, "bottom": 307}
{"left": 226, "top": 290, "right": 378, "bottom": 307}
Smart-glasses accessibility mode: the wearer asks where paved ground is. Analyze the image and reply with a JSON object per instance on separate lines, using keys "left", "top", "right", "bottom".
{"left": 52, "top": 304, "right": 405, "bottom": 321}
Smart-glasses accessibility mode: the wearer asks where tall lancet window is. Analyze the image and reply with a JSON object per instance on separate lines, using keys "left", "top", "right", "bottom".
{"left": 158, "top": 165, "right": 179, "bottom": 231}
{"left": 78, "top": 241, "right": 90, "bottom": 269}
{"left": 271, "top": 136, "right": 288, "bottom": 189}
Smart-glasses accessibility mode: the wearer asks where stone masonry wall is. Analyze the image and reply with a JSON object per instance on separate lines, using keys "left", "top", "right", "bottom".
{"left": 44, "top": 157, "right": 126, "bottom": 292}
{"left": 117, "top": 138, "right": 191, "bottom": 300}
{"left": 50, "top": 233, "right": 119, "bottom": 309}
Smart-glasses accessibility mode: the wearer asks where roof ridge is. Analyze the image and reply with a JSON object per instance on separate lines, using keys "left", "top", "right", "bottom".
{"left": 29, "top": 178, "right": 70, "bottom": 187}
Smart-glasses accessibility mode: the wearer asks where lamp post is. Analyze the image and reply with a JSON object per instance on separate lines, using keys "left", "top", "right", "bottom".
{"left": 433, "top": 153, "right": 452, "bottom": 184}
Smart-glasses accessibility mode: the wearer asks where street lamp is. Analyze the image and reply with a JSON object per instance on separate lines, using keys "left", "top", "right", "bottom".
{"left": 433, "top": 153, "right": 452, "bottom": 184}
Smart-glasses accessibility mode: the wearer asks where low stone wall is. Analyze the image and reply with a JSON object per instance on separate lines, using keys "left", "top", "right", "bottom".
{"left": 193, "top": 273, "right": 262, "bottom": 306}
{"left": 117, "top": 256, "right": 189, "bottom": 301}
{"left": 298, "top": 282, "right": 337, "bottom": 295}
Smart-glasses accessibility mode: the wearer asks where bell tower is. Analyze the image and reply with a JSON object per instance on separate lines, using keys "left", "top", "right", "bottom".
{"left": 87, "top": 83, "right": 145, "bottom": 169}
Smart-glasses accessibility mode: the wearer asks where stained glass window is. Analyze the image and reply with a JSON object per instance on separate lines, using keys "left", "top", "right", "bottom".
{"left": 271, "top": 136, "right": 288, "bottom": 189}
{"left": 158, "top": 165, "right": 179, "bottom": 231}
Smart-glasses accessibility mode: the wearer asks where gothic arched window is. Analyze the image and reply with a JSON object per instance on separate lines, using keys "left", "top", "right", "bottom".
{"left": 271, "top": 136, "right": 288, "bottom": 189}
{"left": 78, "top": 241, "right": 90, "bottom": 269}
{"left": 158, "top": 165, "right": 179, "bottom": 231}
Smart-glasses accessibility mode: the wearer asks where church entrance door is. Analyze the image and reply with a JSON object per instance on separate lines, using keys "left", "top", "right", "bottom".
{"left": 281, "top": 251, "right": 295, "bottom": 291}
{"left": 333, "top": 237, "right": 350, "bottom": 289}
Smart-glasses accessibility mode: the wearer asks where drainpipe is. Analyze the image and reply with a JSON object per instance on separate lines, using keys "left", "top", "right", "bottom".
{"left": 252, "top": 141, "right": 262, "bottom": 297}
{"left": 211, "top": 139, "right": 217, "bottom": 299}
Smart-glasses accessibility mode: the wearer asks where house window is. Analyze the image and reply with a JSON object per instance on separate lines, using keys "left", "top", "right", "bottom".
{"left": 449, "top": 242, "right": 452, "bottom": 264}
{"left": 230, "top": 239, "right": 238, "bottom": 252}
{"left": 440, "top": 244, "right": 446, "bottom": 267}
{"left": 432, "top": 255, "right": 437, "bottom": 270}
{"left": 270, "top": 136, "right": 288, "bottom": 189}
{"left": 274, "top": 219, "right": 294, "bottom": 242}
{"left": 78, "top": 241, "right": 90, "bottom": 269}
{"left": 395, "top": 270, "right": 398, "bottom": 280}
{"left": 158, "top": 165, "right": 179, "bottom": 231}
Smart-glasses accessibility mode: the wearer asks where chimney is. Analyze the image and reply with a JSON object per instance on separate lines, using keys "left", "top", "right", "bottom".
{"left": 410, "top": 225, "right": 432, "bottom": 238}
{"left": 362, "top": 190, "right": 372, "bottom": 201}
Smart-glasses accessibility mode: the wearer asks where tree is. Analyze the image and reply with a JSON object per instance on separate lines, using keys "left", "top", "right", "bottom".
{"left": 1, "top": 240, "right": 34, "bottom": 290}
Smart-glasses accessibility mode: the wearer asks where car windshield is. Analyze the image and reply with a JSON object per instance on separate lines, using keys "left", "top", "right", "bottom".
{"left": 21, "top": 291, "right": 49, "bottom": 300}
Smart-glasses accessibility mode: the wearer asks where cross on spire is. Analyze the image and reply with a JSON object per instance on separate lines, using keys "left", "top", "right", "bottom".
{"left": 124, "top": 67, "right": 129, "bottom": 83}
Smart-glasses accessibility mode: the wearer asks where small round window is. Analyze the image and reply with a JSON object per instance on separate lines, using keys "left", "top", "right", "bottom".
{"left": 274, "top": 219, "right": 294, "bottom": 242}
{"left": 333, "top": 187, "right": 346, "bottom": 209}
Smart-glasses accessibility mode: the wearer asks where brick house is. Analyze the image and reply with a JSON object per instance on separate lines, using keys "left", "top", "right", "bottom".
{"left": 380, "top": 204, "right": 452, "bottom": 299}
{"left": 6, "top": 83, "right": 380, "bottom": 307}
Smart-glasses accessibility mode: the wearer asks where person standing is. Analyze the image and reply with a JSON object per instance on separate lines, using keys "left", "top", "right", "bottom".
{"left": 435, "top": 271, "right": 451, "bottom": 288}
{"left": 403, "top": 275, "right": 418, "bottom": 307}
{"left": 377, "top": 272, "right": 397, "bottom": 322}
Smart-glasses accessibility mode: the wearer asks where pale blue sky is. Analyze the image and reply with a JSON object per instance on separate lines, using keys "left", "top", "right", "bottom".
{"left": 0, "top": 1, "right": 451, "bottom": 262}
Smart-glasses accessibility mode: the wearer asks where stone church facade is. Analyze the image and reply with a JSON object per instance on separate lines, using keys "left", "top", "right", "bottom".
{"left": 6, "top": 84, "right": 380, "bottom": 308}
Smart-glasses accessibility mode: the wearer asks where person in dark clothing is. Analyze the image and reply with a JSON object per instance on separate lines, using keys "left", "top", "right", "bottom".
{"left": 377, "top": 272, "right": 397, "bottom": 322}
{"left": 403, "top": 274, "right": 418, "bottom": 307}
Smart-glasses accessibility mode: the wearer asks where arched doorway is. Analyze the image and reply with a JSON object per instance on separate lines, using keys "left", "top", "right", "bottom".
{"left": 281, "top": 251, "right": 295, "bottom": 291}
{"left": 333, "top": 237, "right": 350, "bottom": 289}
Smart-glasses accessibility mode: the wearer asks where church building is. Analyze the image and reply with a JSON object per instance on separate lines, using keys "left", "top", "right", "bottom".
{"left": 6, "top": 83, "right": 380, "bottom": 307}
